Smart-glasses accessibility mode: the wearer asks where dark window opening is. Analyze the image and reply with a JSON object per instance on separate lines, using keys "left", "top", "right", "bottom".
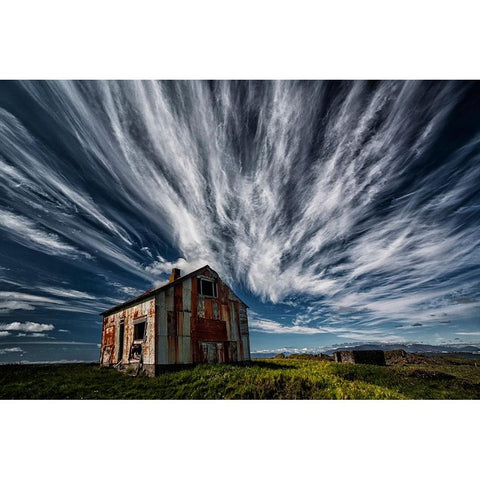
{"left": 134, "top": 321, "right": 146, "bottom": 341}
{"left": 197, "top": 278, "right": 217, "bottom": 298}
{"left": 118, "top": 321, "right": 124, "bottom": 361}
{"left": 129, "top": 342, "right": 142, "bottom": 361}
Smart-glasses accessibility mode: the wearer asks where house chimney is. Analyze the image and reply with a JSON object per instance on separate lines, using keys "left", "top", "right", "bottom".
{"left": 169, "top": 268, "right": 181, "bottom": 282}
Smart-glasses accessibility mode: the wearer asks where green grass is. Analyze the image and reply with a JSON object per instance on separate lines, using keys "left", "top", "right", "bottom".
{"left": 1, "top": 359, "right": 480, "bottom": 399}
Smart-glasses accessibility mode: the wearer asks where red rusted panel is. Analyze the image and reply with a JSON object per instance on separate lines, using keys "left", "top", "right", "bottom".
{"left": 100, "top": 320, "right": 116, "bottom": 365}
{"left": 192, "top": 318, "right": 227, "bottom": 341}
{"left": 220, "top": 304, "right": 229, "bottom": 321}
{"left": 174, "top": 283, "right": 183, "bottom": 338}
{"left": 191, "top": 273, "right": 198, "bottom": 321}
{"left": 204, "top": 298, "right": 213, "bottom": 319}
{"left": 174, "top": 283, "right": 183, "bottom": 311}
{"left": 104, "top": 324, "right": 115, "bottom": 345}
{"left": 177, "top": 311, "right": 184, "bottom": 337}
{"left": 188, "top": 273, "right": 251, "bottom": 364}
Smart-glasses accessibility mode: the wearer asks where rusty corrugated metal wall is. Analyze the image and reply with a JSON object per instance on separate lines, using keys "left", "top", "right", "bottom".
{"left": 100, "top": 266, "right": 250, "bottom": 369}
{"left": 156, "top": 277, "right": 192, "bottom": 364}
{"left": 193, "top": 267, "right": 249, "bottom": 364}
{"left": 100, "top": 298, "right": 156, "bottom": 367}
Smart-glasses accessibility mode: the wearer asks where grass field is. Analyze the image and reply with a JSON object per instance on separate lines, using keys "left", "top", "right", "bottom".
{"left": 1, "top": 357, "right": 480, "bottom": 399}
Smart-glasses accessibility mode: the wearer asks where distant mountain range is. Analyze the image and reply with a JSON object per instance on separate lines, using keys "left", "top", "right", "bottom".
{"left": 251, "top": 343, "right": 480, "bottom": 358}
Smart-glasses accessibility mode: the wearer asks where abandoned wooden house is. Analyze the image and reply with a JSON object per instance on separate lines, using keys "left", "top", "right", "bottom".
{"left": 99, "top": 265, "right": 251, "bottom": 375}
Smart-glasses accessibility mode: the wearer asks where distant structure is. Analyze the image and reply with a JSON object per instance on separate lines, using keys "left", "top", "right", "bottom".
{"left": 99, "top": 265, "right": 250, "bottom": 375}
{"left": 333, "top": 350, "right": 386, "bottom": 366}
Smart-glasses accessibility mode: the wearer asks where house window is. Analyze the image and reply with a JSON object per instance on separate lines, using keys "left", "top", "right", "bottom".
{"left": 197, "top": 278, "right": 218, "bottom": 298}
{"left": 134, "top": 320, "right": 146, "bottom": 340}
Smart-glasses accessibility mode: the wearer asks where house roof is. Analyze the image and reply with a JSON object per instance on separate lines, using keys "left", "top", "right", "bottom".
{"left": 100, "top": 264, "right": 248, "bottom": 316}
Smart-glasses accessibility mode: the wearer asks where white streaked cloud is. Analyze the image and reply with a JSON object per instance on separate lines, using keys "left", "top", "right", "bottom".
{"left": 16, "top": 332, "right": 47, "bottom": 338}
{"left": 0, "top": 209, "right": 92, "bottom": 260}
{"left": 0, "top": 287, "right": 121, "bottom": 315}
{"left": 249, "top": 311, "right": 404, "bottom": 343}
{"left": 34, "top": 287, "right": 98, "bottom": 300}
{"left": 249, "top": 317, "right": 330, "bottom": 335}
{"left": 0, "top": 291, "right": 66, "bottom": 314}
{"left": 0, "top": 80, "right": 479, "bottom": 339}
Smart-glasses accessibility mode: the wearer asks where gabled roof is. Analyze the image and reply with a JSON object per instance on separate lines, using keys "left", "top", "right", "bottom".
{"left": 100, "top": 264, "right": 248, "bottom": 316}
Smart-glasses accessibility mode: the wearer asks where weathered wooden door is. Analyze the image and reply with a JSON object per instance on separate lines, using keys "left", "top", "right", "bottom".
{"left": 198, "top": 341, "right": 224, "bottom": 363}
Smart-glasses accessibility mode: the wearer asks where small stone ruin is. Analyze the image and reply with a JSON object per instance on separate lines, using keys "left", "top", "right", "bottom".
{"left": 333, "top": 350, "right": 386, "bottom": 366}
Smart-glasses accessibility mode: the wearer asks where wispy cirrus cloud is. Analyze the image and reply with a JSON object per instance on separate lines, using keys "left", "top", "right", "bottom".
{"left": 0, "top": 289, "right": 109, "bottom": 315}
{"left": 16, "top": 333, "right": 48, "bottom": 338}
{"left": 0, "top": 292, "right": 65, "bottom": 314}
{"left": 248, "top": 311, "right": 404, "bottom": 343}
{"left": 0, "top": 80, "right": 479, "bottom": 346}
{"left": 34, "top": 287, "right": 98, "bottom": 300}
{"left": 0, "top": 209, "right": 91, "bottom": 260}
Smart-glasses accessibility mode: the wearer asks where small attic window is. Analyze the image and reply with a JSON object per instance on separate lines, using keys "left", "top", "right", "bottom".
{"left": 198, "top": 278, "right": 217, "bottom": 298}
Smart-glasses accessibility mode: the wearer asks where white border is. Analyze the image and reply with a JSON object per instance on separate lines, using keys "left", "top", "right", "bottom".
{"left": 1, "top": 2, "right": 479, "bottom": 478}
{"left": 1, "top": 401, "right": 479, "bottom": 479}
{"left": 1, "top": 1, "right": 480, "bottom": 79}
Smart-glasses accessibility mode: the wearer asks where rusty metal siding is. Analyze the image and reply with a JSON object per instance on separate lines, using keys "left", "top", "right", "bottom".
{"left": 163, "top": 287, "right": 174, "bottom": 364}
{"left": 101, "top": 265, "right": 250, "bottom": 369}
{"left": 222, "top": 303, "right": 231, "bottom": 339}
{"left": 155, "top": 278, "right": 193, "bottom": 365}
{"left": 100, "top": 296, "right": 155, "bottom": 367}
{"left": 100, "top": 320, "right": 116, "bottom": 365}
{"left": 188, "top": 267, "right": 250, "bottom": 364}
{"left": 229, "top": 302, "right": 237, "bottom": 342}
{"left": 239, "top": 303, "right": 251, "bottom": 361}
{"left": 180, "top": 277, "right": 192, "bottom": 363}
{"left": 168, "top": 286, "right": 180, "bottom": 363}
{"left": 156, "top": 290, "right": 168, "bottom": 364}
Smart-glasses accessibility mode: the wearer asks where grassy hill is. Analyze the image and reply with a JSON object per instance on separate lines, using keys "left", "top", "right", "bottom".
{"left": 1, "top": 356, "right": 479, "bottom": 399}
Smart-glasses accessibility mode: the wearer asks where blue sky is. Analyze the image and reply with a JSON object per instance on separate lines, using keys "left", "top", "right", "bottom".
{"left": 0, "top": 80, "right": 479, "bottom": 362}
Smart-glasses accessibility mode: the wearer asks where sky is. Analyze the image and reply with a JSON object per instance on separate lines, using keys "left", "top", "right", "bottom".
{"left": 0, "top": 80, "right": 479, "bottom": 362}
